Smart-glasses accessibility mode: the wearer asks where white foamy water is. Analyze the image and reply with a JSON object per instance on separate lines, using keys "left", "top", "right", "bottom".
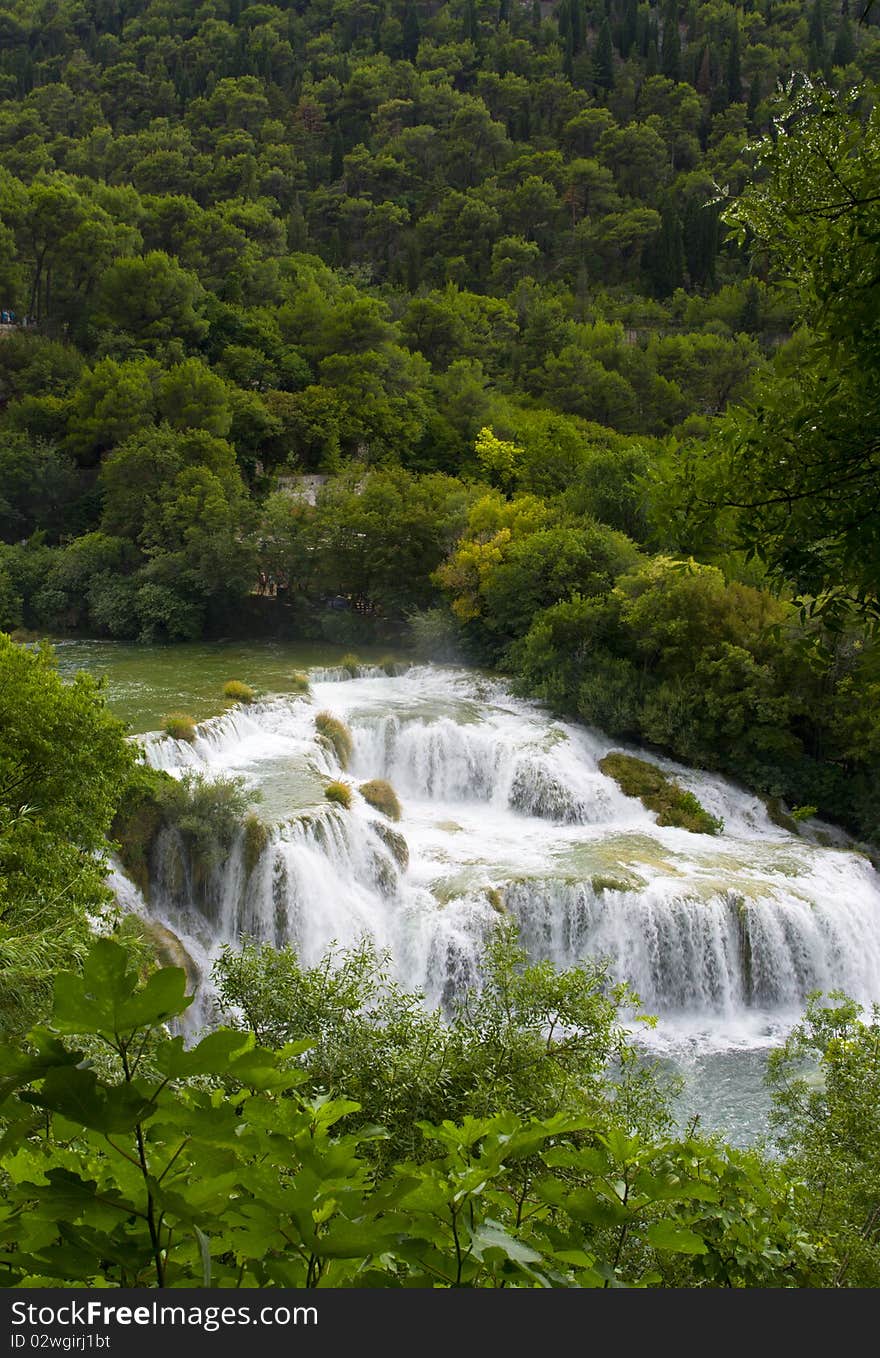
{"left": 119, "top": 664, "right": 880, "bottom": 1136}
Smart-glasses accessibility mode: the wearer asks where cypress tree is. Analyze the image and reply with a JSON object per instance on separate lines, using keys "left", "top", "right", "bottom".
{"left": 619, "top": 0, "right": 637, "bottom": 57}
{"left": 330, "top": 126, "right": 344, "bottom": 180}
{"left": 808, "top": 0, "right": 827, "bottom": 72}
{"left": 646, "top": 203, "right": 685, "bottom": 297}
{"left": 402, "top": 0, "right": 421, "bottom": 61}
{"left": 695, "top": 44, "right": 711, "bottom": 94}
{"left": 726, "top": 23, "right": 742, "bottom": 104}
{"left": 833, "top": 15, "right": 856, "bottom": 67}
{"left": 595, "top": 16, "right": 616, "bottom": 91}
{"left": 571, "top": 0, "right": 587, "bottom": 53}
{"left": 661, "top": 0, "right": 681, "bottom": 81}
{"left": 740, "top": 278, "right": 761, "bottom": 333}
{"left": 747, "top": 71, "right": 762, "bottom": 127}
{"left": 683, "top": 197, "right": 719, "bottom": 288}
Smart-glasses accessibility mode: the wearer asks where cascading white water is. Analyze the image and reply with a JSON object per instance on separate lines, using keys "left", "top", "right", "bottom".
{"left": 132, "top": 665, "right": 880, "bottom": 1049}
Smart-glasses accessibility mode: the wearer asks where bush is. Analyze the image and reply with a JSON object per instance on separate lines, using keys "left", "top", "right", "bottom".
{"left": 111, "top": 764, "right": 177, "bottom": 897}
{"left": 315, "top": 711, "right": 354, "bottom": 769}
{"left": 599, "top": 752, "right": 723, "bottom": 835}
{"left": 223, "top": 679, "right": 255, "bottom": 704}
{"left": 340, "top": 652, "right": 360, "bottom": 676}
{"left": 359, "top": 779, "right": 402, "bottom": 821}
{"left": 243, "top": 813, "right": 270, "bottom": 875}
{"left": 324, "top": 780, "right": 352, "bottom": 809}
{"left": 158, "top": 771, "right": 254, "bottom": 873}
{"left": 290, "top": 670, "right": 311, "bottom": 693}
{"left": 162, "top": 711, "right": 197, "bottom": 743}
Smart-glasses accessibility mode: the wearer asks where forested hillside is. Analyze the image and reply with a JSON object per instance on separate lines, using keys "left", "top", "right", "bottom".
{"left": 1, "top": 0, "right": 879, "bottom": 839}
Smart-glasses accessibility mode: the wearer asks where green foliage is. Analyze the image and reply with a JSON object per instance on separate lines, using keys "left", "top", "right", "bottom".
{"left": 157, "top": 772, "right": 253, "bottom": 876}
{"left": 0, "top": 934, "right": 837, "bottom": 1289}
{"left": 339, "top": 652, "right": 360, "bottom": 676}
{"left": 324, "top": 780, "right": 352, "bottom": 810}
{"left": 110, "top": 764, "right": 176, "bottom": 898}
{"left": 359, "top": 779, "right": 402, "bottom": 822}
{"left": 599, "top": 753, "right": 723, "bottom": 835}
{"left": 223, "top": 679, "right": 255, "bottom": 704}
{"left": 0, "top": 434, "right": 82, "bottom": 544}
{"left": 289, "top": 670, "right": 311, "bottom": 694}
{"left": 0, "top": 634, "right": 135, "bottom": 1033}
{"left": 161, "top": 711, "right": 196, "bottom": 743}
{"left": 243, "top": 814, "right": 270, "bottom": 876}
{"left": 660, "top": 84, "right": 880, "bottom": 627}
{"left": 767, "top": 995, "right": 880, "bottom": 1287}
{"left": 315, "top": 711, "right": 354, "bottom": 770}
{"left": 113, "top": 766, "right": 254, "bottom": 893}
{"left": 504, "top": 554, "right": 880, "bottom": 840}
{"left": 214, "top": 927, "right": 670, "bottom": 1168}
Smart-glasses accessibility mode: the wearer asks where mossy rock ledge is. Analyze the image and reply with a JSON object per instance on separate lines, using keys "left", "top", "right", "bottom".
{"left": 371, "top": 821, "right": 409, "bottom": 871}
{"left": 315, "top": 711, "right": 354, "bottom": 769}
{"left": 599, "top": 752, "right": 723, "bottom": 836}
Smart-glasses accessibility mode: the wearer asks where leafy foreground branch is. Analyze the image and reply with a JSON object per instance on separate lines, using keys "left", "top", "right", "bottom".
{"left": 0, "top": 937, "right": 830, "bottom": 1289}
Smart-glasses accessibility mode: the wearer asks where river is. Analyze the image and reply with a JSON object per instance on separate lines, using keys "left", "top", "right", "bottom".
{"left": 55, "top": 638, "right": 880, "bottom": 1146}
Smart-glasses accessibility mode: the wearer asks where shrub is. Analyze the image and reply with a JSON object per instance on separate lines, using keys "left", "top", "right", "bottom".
{"left": 162, "top": 711, "right": 197, "bottom": 743}
{"left": 111, "top": 764, "right": 177, "bottom": 897}
{"left": 340, "top": 652, "right": 360, "bottom": 676}
{"left": 359, "top": 779, "right": 402, "bottom": 821}
{"left": 158, "top": 771, "right": 255, "bottom": 876}
{"left": 599, "top": 752, "right": 723, "bottom": 835}
{"left": 315, "top": 711, "right": 354, "bottom": 769}
{"left": 324, "top": 780, "right": 352, "bottom": 809}
{"left": 243, "top": 814, "right": 270, "bottom": 875}
{"left": 223, "top": 679, "right": 255, "bottom": 704}
{"left": 290, "top": 670, "right": 311, "bottom": 694}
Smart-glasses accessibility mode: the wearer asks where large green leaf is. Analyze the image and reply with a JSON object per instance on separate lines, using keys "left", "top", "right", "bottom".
{"left": 646, "top": 1220, "right": 709, "bottom": 1255}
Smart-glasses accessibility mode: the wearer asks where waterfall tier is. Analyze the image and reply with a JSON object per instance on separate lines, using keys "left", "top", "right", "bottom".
{"left": 121, "top": 665, "right": 880, "bottom": 1034}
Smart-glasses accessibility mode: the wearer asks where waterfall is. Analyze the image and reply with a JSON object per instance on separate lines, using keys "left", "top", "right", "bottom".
{"left": 117, "top": 663, "right": 880, "bottom": 1035}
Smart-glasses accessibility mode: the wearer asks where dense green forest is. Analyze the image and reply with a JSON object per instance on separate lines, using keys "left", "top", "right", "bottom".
{"left": 1, "top": 0, "right": 879, "bottom": 842}
{"left": 1, "top": 0, "right": 880, "bottom": 1289}
{"left": 0, "top": 0, "right": 878, "bottom": 834}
